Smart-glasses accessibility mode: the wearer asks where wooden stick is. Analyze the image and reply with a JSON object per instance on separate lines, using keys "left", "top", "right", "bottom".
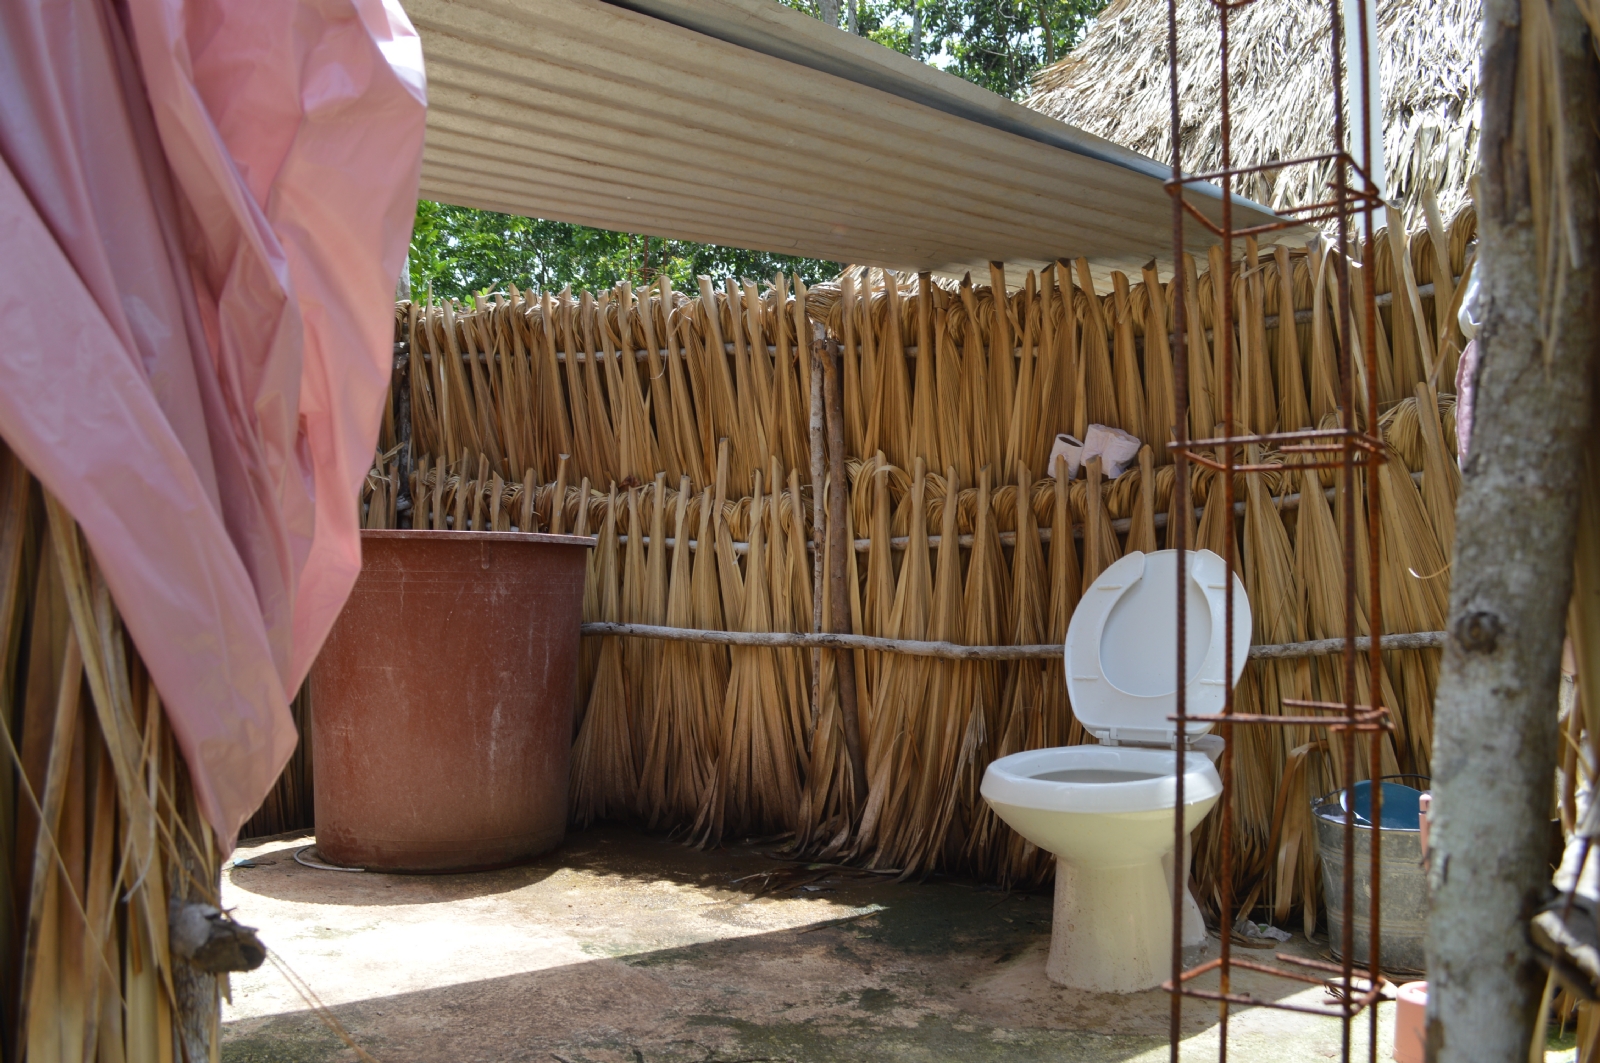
{"left": 809, "top": 321, "right": 827, "bottom": 727}
{"left": 821, "top": 333, "right": 869, "bottom": 803}
{"left": 580, "top": 622, "right": 1445, "bottom": 662}
{"left": 1245, "top": 631, "right": 1445, "bottom": 659}
{"left": 395, "top": 333, "right": 415, "bottom": 528}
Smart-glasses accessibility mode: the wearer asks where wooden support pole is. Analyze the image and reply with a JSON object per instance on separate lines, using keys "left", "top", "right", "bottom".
{"left": 809, "top": 322, "right": 827, "bottom": 726}
{"left": 820, "top": 331, "right": 870, "bottom": 805}
{"left": 1426, "top": 1, "right": 1600, "bottom": 1057}
{"left": 395, "top": 332, "right": 414, "bottom": 528}
{"left": 580, "top": 621, "right": 1444, "bottom": 662}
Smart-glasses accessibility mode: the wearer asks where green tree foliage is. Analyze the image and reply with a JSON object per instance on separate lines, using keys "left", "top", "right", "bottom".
{"left": 408, "top": 200, "right": 837, "bottom": 302}
{"left": 787, "top": 0, "right": 1106, "bottom": 99}
{"left": 410, "top": 0, "right": 1107, "bottom": 299}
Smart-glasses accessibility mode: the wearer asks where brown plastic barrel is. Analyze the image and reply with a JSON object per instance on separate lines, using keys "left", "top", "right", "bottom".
{"left": 310, "top": 529, "right": 592, "bottom": 872}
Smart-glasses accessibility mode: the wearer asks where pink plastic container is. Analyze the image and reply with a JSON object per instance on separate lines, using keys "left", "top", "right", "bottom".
{"left": 1394, "top": 981, "right": 1427, "bottom": 1063}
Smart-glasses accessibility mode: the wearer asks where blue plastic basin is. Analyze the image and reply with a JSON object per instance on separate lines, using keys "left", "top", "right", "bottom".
{"left": 1339, "top": 779, "right": 1425, "bottom": 830}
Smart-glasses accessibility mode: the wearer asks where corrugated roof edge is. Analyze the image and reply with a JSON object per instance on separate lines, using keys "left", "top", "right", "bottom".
{"left": 601, "top": 0, "right": 1275, "bottom": 220}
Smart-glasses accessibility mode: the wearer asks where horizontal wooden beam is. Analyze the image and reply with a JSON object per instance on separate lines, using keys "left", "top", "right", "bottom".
{"left": 578, "top": 622, "right": 1447, "bottom": 662}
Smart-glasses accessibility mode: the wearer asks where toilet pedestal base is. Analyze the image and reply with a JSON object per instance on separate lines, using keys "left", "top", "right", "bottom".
{"left": 1165, "top": 836, "right": 1208, "bottom": 947}
{"left": 1048, "top": 857, "right": 1171, "bottom": 993}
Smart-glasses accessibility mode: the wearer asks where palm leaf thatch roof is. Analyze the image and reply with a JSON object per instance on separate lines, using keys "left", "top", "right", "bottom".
{"left": 1026, "top": 0, "right": 1481, "bottom": 225}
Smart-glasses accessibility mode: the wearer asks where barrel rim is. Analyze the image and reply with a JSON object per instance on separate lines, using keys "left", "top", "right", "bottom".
{"left": 361, "top": 528, "right": 596, "bottom": 548}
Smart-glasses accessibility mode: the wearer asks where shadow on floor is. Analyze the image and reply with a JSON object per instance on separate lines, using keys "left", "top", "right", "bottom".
{"left": 229, "top": 828, "right": 903, "bottom": 910}
{"left": 221, "top": 826, "right": 1352, "bottom": 1063}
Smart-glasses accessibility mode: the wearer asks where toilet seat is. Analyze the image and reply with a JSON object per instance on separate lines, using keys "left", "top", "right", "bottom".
{"left": 981, "top": 745, "right": 1222, "bottom": 816}
{"left": 1065, "top": 550, "right": 1250, "bottom": 748}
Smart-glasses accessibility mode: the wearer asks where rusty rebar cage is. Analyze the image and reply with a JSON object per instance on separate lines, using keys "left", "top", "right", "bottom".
{"left": 1163, "top": 0, "right": 1391, "bottom": 1059}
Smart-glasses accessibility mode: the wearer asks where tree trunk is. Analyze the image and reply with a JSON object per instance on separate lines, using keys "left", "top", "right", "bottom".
{"left": 1425, "top": 2, "right": 1600, "bottom": 1059}
{"left": 816, "top": 0, "right": 840, "bottom": 28}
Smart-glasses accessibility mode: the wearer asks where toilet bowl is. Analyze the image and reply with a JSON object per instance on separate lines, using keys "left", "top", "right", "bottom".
{"left": 980, "top": 549, "right": 1250, "bottom": 993}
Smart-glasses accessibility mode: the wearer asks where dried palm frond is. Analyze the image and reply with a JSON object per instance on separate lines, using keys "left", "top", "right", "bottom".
{"left": 934, "top": 299, "right": 973, "bottom": 484}
{"left": 1028, "top": 265, "right": 1070, "bottom": 477}
{"left": 1296, "top": 465, "right": 1403, "bottom": 787}
{"left": 1194, "top": 438, "right": 1239, "bottom": 564}
{"left": 1327, "top": 260, "right": 1398, "bottom": 414}
{"left": 1125, "top": 446, "right": 1159, "bottom": 555}
{"left": 522, "top": 290, "right": 572, "bottom": 481}
{"left": 1306, "top": 245, "right": 1342, "bottom": 425}
{"left": 1240, "top": 446, "right": 1313, "bottom": 915}
{"left": 1265, "top": 738, "right": 1328, "bottom": 938}
{"left": 949, "top": 467, "right": 1007, "bottom": 871}
{"left": 983, "top": 461, "right": 1055, "bottom": 887}
{"left": 1374, "top": 452, "right": 1448, "bottom": 774}
{"left": 606, "top": 284, "right": 663, "bottom": 483}
{"left": 1272, "top": 247, "right": 1312, "bottom": 434}
{"left": 866, "top": 272, "right": 913, "bottom": 471}
{"left": 860, "top": 454, "right": 897, "bottom": 744}
{"left": 0, "top": 454, "right": 225, "bottom": 1063}
{"left": 437, "top": 296, "right": 487, "bottom": 466}
{"left": 640, "top": 480, "right": 705, "bottom": 826}
{"left": 1110, "top": 272, "right": 1148, "bottom": 443}
{"left": 1141, "top": 262, "right": 1177, "bottom": 462}
{"left": 571, "top": 487, "right": 635, "bottom": 825}
{"left": 726, "top": 278, "right": 771, "bottom": 486}
{"left": 489, "top": 292, "right": 534, "bottom": 480}
{"left": 688, "top": 486, "right": 731, "bottom": 808}
{"left": 554, "top": 290, "right": 597, "bottom": 485}
{"left": 580, "top": 292, "right": 624, "bottom": 483}
{"left": 909, "top": 273, "right": 943, "bottom": 477}
{"left": 1413, "top": 382, "right": 1461, "bottom": 553}
{"left": 1382, "top": 209, "right": 1430, "bottom": 398}
{"left": 891, "top": 465, "right": 966, "bottom": 877}
{"left": 769, "top": 275, "right": 809, "bottom": 477}
{"left": 1238, "top": 243, "right": 1277, "bottom": 435}
{"left": 765, "top": 460, "right": 812, "bottom": 797}
{"left": 1004, "top": 272, "right": 1040, "bottom": 476}
{"left": 855, "top": 459, "right": 932, "bottom": 866}
{"left": 958, "top": 279, "right": 1002, "bottom": 480}
{"left": 1074, "top": 260, "right": 1120, "bottom": 433}
{"left": 697, "top": 472, "right": 800, "bottom": 845}
{"left": 1206, "top": 245, "right": 1242, "bottom": 434}
{"left": 658, "top": 277, "right": 709, "bottom": 489}
{"left": 1080, "top": 458, "right": 1122, "bottom": 590}
{"left": 630, "top": 475, "right": 671, "bottom": 786}
{"left": 694, "top": 276, "right": 741, "bottom": 485}
{"left": 1180, "top": 254, "right": 1217, "bottom": 441}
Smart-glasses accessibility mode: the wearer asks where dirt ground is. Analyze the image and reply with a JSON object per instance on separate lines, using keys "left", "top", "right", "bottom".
{"left": 220, "top": 826, "right": 1401, "bottom": 1063}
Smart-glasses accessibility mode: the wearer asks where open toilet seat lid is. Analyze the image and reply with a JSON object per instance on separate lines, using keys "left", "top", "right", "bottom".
{"left": 1064, "top": 549, "right": 1250, "bottom": 747}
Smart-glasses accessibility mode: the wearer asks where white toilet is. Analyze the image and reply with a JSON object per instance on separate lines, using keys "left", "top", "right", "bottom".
{"left": 981, "top": 549, "right": 1250, "bottom": 993}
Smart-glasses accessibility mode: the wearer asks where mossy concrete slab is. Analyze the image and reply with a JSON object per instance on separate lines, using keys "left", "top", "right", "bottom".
{"left": 222, "top": 827, "right": 1396, "bottom": 1062}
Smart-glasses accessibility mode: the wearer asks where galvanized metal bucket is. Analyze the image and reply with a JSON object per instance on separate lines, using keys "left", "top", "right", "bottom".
{"left": 1313, "top": 776, "right": 1430, "bottom": 974}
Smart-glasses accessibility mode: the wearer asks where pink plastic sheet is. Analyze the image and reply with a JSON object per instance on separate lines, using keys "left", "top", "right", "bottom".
{"left": 0, "top": 0, "right": 425, "bottom": 844}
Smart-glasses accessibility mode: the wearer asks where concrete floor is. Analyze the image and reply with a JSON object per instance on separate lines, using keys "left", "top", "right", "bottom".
{"left": 220, "top": 827, "right": 1401, "bottom": 1063}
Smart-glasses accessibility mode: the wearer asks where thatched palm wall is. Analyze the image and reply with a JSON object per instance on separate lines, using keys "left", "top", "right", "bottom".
{"left": 0, "top": 446, "right": 224, "bottom": 1059}
{"left": 356, "top": 208, "right": 1475, "bottom": 928}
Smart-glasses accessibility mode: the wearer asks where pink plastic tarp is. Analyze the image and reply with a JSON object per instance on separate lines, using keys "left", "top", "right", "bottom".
{"left": 0, "top": 0, "right": 426, "bottom": 844}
